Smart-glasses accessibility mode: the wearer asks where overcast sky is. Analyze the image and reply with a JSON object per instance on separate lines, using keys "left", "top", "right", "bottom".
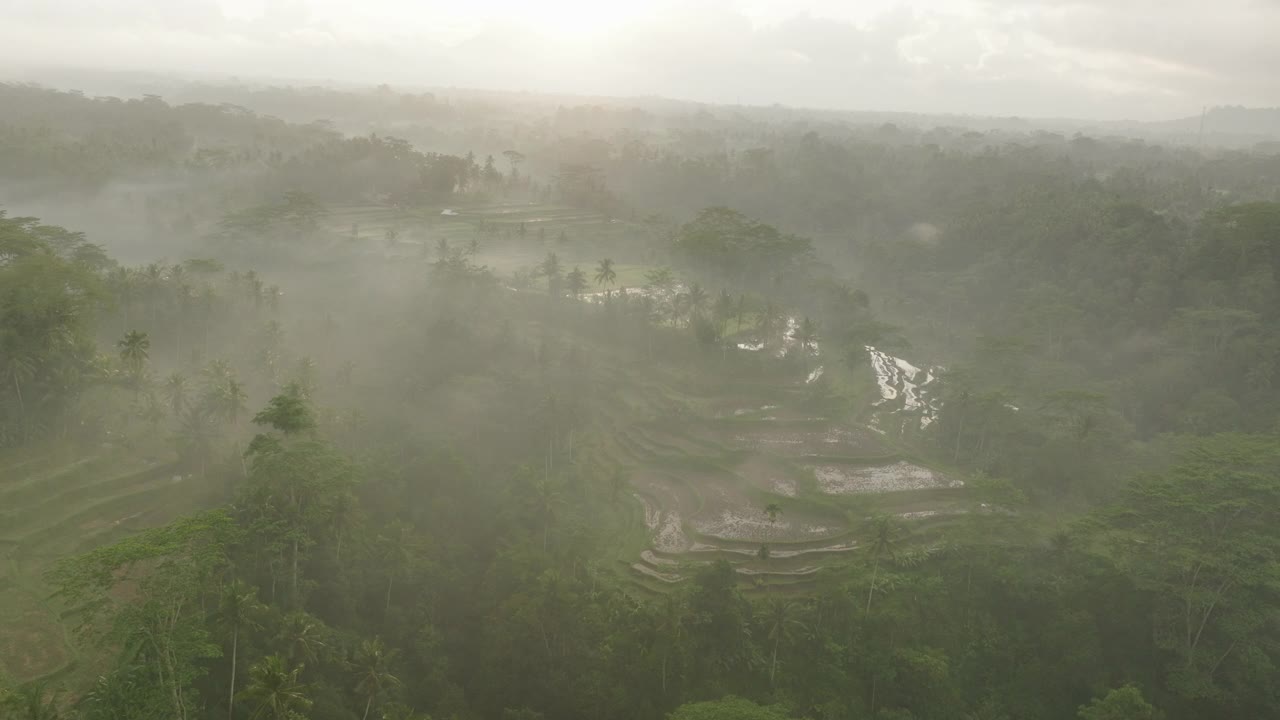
{"left": 1, "top": 0, "right": 1277, "bottom": 121}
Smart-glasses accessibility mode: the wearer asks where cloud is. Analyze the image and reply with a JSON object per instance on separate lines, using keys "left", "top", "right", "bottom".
{"left": 0, "top": 0, "right": 1275, "bottom": 120}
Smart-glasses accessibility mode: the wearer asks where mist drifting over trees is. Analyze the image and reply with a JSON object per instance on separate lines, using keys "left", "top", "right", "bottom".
{"left": 3, "top": 15, "right": 1280, "bottom": 720}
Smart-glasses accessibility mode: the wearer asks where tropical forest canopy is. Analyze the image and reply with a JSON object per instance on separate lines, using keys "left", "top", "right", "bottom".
{"left": 1, "top": 79, "right": 1279, "bottom": 720}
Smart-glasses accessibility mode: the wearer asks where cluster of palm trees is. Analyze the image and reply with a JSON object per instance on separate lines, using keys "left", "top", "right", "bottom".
{"left": 215, "top": 581, "right": 404, "bottom": 720}
{"left": 537, "top": 255, "right": 620, "bottom": 300}
{"left": 112, "top": 328, "right": 263, "bottom": 471}
{"left": 107, "top": 260, "right": 281, "bottom": 363}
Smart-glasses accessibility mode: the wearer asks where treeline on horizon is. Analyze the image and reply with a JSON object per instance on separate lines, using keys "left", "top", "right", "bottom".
{"left": 2, "top": 79, "right": 1280, "bottom": 720}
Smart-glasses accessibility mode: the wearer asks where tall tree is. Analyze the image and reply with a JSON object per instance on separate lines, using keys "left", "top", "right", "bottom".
{"left": 240, "top": 655, "right": 311, "bottom": 720}
{"left": 865, "top": 515, "right": 900, "bottom": 616}
{"left": 791, "top": 316, "right": 819, "bottom": 376}
{"left": 594, "top": 258, "right": 617, "bottom": 290}
{"left": 117, "top": 330, "right": 151, "bottom": 382}
{"left": 538, "top": 253, "right": 563, "bottom": 297}
{"left": 164, "top": 372, "right": 191, "bottom": 417}
{"left": 217, "top": 581, "right": 265, "bottom": 720}
{"left": 764, "top": 598, "right": 802, "bottom": 688}
{"left": 351, "top": 638, "right": 402, "bottom": 720}
{"left": 565, "top": 267, "right": 588, "bottom": 299}
{"left": 50, "top": 512, "right": 235, "bottom": 720}
{"left": 252, "top": 383, "right": 317, "bottom": 438}
{"left": 1094, "top": 434, "right": 1280, "bottom": 703}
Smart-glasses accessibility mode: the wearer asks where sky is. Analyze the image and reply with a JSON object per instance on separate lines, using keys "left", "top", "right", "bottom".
{"left": 1, "top": 0, "right": 1278, "bottom": 121}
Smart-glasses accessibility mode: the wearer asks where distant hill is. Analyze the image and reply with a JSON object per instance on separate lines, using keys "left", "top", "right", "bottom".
{"left": 1146, "top": 106, "right": 1280, "bottom": 142}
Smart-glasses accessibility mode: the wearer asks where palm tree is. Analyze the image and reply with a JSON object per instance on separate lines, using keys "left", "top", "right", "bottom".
{"left": 565, "top": 266, "right": 588, "bottom": 299}
{"left": 163, "top": 372, "right": 190, "bottom": 417}
{"left": 756, "top": 301, "right": 781, "bottom": 346}
{"left": 865, "top": 515, "right": 900, "bottom": 616}
{"left": 142, "top": 262, "right": 165, "bottom": 329}
{"left": 260, "top": 320, "right": 285, "bottom": 352}
{"left": 209, "top": 378, "right": 248, "bottom": 425}
{"left": 137, "top": 392, "right": 165, "bottom": 428}
{"left": 763, "top": 502, "right": 783, "bottom": 550}
{"left": 337, "top": 360, "right": 356, "bottom": 388}
{"left": 329, "top": 490, "right": 360, "bottom": 563}
{"left": 351, "top": 638, "right": 401, "bottom": 720}
{"left": 654, "top": 596, "right": 685, "bottom": 697}
{"left": 277, "top": 611, "right": 329, "bottom": 669}
{"left": 791, "top": 316, "right": 819, "bottom": 375}
{"left": 534, "top": 476, "right": 563, "bottom": 551}
{"left": 734, "top": 294, "right": 748, "bottom": 332}
{"left": 685, "top": 283, "right": 708, "bottom": 317}
{"left": 376, "top": 521, "right": 416, "bottom": 617}
{"left": 292, "top": 358, "right": 317, "bottom": 399}
{"left": 594, "top": 258, "right": 617, "bottom": 291}
{"left": 110, "top": 267, "right": 139, "bottom": 334}
{"left": 201, "top": 359, "right": 234, "bottom": 389}
{"left": 1, "top": 351, "right": 36, "bottom": 443}
{"left": 276, "top": 609, "right": 327, "bottom": 666}
{"left": 240, "top": 655, "right": 311, "bottom": 720}
{"left": 217, "top": 581, "right": 265, "bottom": 720}
{"left": 176, "top": 406, "right": 219, "bottom": 476}
{"left": 117, "top": 330, "right": 150, "bottom": 378}
{"left": 538, "top": 253, "right": 563, "bottom": 296}
{"left": 765, "top": 598, "right": 802, "bottom": 688}
{"left": 713, "top": 290, "right": 734, "bottom": 328}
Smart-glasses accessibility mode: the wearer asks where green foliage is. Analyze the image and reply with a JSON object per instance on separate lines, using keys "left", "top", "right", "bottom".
{"left": 565, "top": 267, "right": 588, "bottom": 298}
{"left": 1091, "top": 434, "right": 1280, "bottom": 704}
{"left": 668, "top": 696, "right": 790, "bottom": 720}
{"left": 239, "top": 655, "right": 311, "bottom": 720}
{"left": 252, "top": 384, "right": 317, "bottom": 437}
{"left": 1077, "top": 686, "right": 1160, "bottom": 720}
{"left": 674, "top": 208, "right": 812, "bottom": 287}
{"left": 48, "top": 511, "right": 237, "bottom": 720}
{"left": 0, "top": 682, "right": 61, "bottom": 720}
{"left": 0, "top": 212, "right": 104, "bottom": 446}
{"left": 12, "top": 83, "right": 1280, "bottom": 720}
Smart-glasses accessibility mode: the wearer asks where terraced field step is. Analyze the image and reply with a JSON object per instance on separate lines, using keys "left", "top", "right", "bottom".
{"left": 15, "top": 473, "right": 194, "bottom": 557}
{"left": 0, "top": 456, "right": 108, "bottom": 505}
{"left": 3, "top": 463, "right": 178, "bottom": 537}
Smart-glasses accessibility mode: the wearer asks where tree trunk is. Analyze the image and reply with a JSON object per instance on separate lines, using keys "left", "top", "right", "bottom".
{"left": 362, "top": 695, "right": 373, "bottom": 720}
{"left": 385, "top": 575, "right": 393, "bottom": 617}
{"left": 661, "top": 653, "right": 667, "bottom": 696}
{"left": 228, "top": 627, "right": 238, "bottom": 720}
{"left": 13, "top": 375, "right": 26, "bottom": 446}
{"left": 291, "top": 538, "right": 299, "bottom": 607}
{"left": 770, "top": 633, "right": 780, "bottom": 687}
{"left": 865, "top": 556, "right": 880, "bottom": 617}
{"left": 952, "top": 409, "right": 966, "bottom": 463}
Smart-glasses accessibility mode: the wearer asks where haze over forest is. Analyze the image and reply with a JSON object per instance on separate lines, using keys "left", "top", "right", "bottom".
{"left": 3, "top": 3, "right": 1280, "bottom": 720}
